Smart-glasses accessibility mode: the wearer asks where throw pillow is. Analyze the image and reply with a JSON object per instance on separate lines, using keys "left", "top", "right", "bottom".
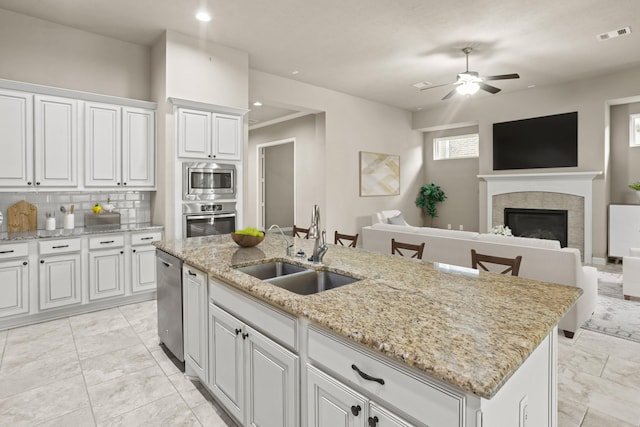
{"left": 388, "top": 213, "right": 408, "bottom": 226}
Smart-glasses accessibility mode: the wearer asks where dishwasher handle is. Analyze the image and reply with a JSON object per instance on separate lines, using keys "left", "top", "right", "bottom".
{"left": 160, "top": 260, "right": 173, "bottom": 268}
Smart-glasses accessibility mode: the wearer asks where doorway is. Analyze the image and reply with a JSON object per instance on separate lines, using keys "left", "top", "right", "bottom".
{"left": 257, "top": 139, "right": 295, "bottom": 231}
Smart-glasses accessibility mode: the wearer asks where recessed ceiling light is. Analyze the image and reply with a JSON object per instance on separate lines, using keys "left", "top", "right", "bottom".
{"left": 196, "top": 11, "right": 211, "bottom": 22}
{"left": 291, "top": 70, "right": 300, "bottom": 75}
{"left": 253, "top": 101, "right": 263, "bottom": 107}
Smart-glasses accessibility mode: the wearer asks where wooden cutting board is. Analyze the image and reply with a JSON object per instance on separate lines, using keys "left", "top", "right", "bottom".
{"left": 7, "top": 200, "right": 38, "bottom": 232}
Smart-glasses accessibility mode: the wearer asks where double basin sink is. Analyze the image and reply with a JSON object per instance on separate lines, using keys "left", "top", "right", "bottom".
{"left": 235, "top": 261, "right": 360, "bottom": 295}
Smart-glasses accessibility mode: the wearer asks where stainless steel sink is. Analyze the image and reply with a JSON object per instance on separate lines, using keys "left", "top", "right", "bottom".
{"left": 234, "top": 261, "right": 360, "bottom": 295}
{"left": 235, "top": 261, "right": 309, "bottom": 280}
{"left": 264, "top": 270, "right": 360, "bottom": 295}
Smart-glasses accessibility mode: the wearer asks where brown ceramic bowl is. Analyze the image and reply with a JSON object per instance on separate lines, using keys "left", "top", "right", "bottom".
{"left": 231, "top": 232, "right": 265, "bottom": 248}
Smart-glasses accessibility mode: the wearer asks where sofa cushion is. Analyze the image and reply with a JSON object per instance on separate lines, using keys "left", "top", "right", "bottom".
{"left": 388, "top": 212, "right": 409, "bottom": 226}
{"left": 414, "top": 227, "right": 479, "bottom": 240}
{"left": 474, "top": 233, "right": 561, "bottom": 249}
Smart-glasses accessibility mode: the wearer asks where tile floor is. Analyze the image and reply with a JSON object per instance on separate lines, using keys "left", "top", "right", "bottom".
{"left": 0, "top": 263, "right": 637, "bottom": 426}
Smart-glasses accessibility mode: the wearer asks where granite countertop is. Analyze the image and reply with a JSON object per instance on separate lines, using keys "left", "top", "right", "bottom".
{"left": 0, "top": 223, "right": 163, "bottom": 241}
{"left": 155, "top": 234, "right": 581, "bottom": 399}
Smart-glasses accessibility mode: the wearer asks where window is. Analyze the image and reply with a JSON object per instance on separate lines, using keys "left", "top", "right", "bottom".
{"left": 631, "top": 113, "right": 640, "bottom": 147}
{"left": 433, "top": 133, "right": 479, "bottom": 160}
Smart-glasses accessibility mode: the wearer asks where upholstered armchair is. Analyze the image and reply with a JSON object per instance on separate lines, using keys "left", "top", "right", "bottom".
{"left": 623, "top": 248, "right": 640, "bottom": 300}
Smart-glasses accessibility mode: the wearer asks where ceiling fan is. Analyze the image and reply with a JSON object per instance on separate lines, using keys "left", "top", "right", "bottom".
{"left": 421, "top": 47, "right": 520, "bottom": 100}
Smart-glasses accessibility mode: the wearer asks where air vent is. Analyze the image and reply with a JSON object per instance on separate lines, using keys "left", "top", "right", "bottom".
{"left": 412, "top": 81, "right": 433, "bottom": 89}
{"left": 597, "top": 26, "right": 632, "bottom": 41}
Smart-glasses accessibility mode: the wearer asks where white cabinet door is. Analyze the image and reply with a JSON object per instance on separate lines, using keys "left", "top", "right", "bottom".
{"left": 0, "top": 89, "right": 33, "bottom": 187}
{"left": 307, "top": 365, "right": 368, "bottom": 427}
{"left": 183, "top": 266, "right": 207, "bottom": 382}
{"left": 0, "top": 259, "right": 29, "bottom": 318}
{"left": 131, "top": 245, "right": 157, "bottom": 293}
{"left": 369, "top": 402, "right": 416, "bottom": 427}
{"left": 213, "top": 114, "right": 241, "bottom": 161}
{"left": 89, "top": 248, "right": 125, "bottom": 300}
{"left": 245, "top": 324, "right": 299, "bottom": 427}
{"left": 209, "top": 303, "right": 245, "bottom": 424}
{"left": 85, "top": 102, "right": 122, "bottom": 187}
{"left": 609, "top": 204, "right": 640, "bottom": 257}
{"left": 39, "top": 254, "right": 81, "bottom": 310}
{"left": 178, "top": 108, "right": 211, "bottom": 159}
{"left": 34, "top": 95, "right": 77, "bottom": 187}
{"left": 122, "top": 107, "right": 155, "bottom": 188}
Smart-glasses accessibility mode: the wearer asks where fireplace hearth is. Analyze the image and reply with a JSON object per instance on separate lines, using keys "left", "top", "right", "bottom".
{"left": 505, "top": 208, "right": 568, "bottom": 247}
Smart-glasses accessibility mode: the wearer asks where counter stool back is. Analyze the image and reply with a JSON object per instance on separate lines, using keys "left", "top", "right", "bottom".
{"left": 293, "top": 225, "right": 309, "bottom": 239}
{"left": 334, "top": 231, "right": 358, "bottom": 248}
{"left": 471, "top": 249, "right": 522, "bottom": 276}
{"left": 391, "top": 239, "right": 425, "bottom": 260}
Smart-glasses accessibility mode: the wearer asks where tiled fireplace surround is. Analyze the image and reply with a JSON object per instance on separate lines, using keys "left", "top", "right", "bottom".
{"left": 480, "top": 172, "right": 601, "bottom": 263}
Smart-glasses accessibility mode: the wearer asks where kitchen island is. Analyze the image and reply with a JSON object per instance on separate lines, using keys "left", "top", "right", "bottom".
{"left": 155, "top": 234, "right": 581, "bottom": 427}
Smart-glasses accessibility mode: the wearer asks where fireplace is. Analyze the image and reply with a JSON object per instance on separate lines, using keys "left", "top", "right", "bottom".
{"left": 505, "top": 208, "right": 568, "bottom": 247}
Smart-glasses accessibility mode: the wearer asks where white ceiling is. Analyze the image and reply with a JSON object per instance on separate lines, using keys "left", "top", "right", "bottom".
{"left": 1, "top": 0, "right": 638, "bottom": 117}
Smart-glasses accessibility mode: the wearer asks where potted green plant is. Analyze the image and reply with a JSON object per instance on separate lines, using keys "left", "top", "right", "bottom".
{"left": 629, "top": 181, "right": 640, "bottom": 202}
{"left": 415, "top": 183, "right": 447, "bottom": 227}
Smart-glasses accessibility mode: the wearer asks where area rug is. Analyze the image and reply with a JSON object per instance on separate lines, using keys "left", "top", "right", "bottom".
{"left": 580, "top": 271, "right": 640, "bottom": 343}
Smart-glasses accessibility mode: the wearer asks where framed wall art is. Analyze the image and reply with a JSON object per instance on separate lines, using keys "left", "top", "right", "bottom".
{"left": 359, "top": 151, "right": 400, "bottom": 196}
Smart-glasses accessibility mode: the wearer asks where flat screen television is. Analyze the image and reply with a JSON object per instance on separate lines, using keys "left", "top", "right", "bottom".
{"left": 492, "top": 111, "right": 578, "bottom": 170}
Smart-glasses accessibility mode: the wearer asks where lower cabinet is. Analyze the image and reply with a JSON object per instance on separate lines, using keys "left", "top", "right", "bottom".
{"left": 88, "top": 235, "right": 125, "bottom": 300}
{"left": 183, "top": 265, "right": 207, "bottom": 383}
{"left": 0, "top": 245, "right": 29, "bottom": 318}
{"left": 307, "top": 365, "right": 414, "bottom": 427}
{"left": 209, "top": 303, "right": 299, "bottom": 427}
{"left": 131, "top": 231, "right": 162, "bottom": 293}
{"left": 38, "top": 238, "right": 81, "bottom": 310}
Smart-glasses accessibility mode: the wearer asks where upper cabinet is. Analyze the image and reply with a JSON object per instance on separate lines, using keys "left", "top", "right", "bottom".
{"left": 85, "top": 102, "right": 156, "bottom": 189}
{"left": 0, "top": 89, "right": 33, "bottom": 187}
{"left": 176, "top": 106, "right": 243, "bottom": 161}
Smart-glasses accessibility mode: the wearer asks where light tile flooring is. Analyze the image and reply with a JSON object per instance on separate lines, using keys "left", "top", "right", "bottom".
{"left": 0, "top": 263, "right": 637, "bottom": 426}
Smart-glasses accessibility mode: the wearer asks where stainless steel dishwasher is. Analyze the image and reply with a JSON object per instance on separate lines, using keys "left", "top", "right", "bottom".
{"left": 156, "top": 249, "right": 184, "bottom": 363}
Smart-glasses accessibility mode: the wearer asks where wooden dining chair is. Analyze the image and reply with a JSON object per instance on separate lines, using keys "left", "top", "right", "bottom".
{"left": 391, "top": 239, "right": 425, "bottom": 260}
{"left": 293, "top": 225, "right": 309, "bottom": 239}
{"left": 471, "top": 249, "right": 522, "bottom": 276}
{"left": 334, "top": 231, "right": 358, "bottom": 248}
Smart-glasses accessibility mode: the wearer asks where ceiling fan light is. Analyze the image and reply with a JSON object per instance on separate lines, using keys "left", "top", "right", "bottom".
{"left": 456, "top": 82, "right": 480, "bottom": 95}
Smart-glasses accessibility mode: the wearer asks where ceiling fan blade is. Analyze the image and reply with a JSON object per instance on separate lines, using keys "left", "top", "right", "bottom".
{"left": 483, "top": 73, "right": 520, "bottom": 81}
{"left": 442, "top": 88, "right": 458, "bottom": 100}
{"left": 420, "top": 82, "right": 455, "bottom": 91}
{"left": 479, "top": 82, "right": 501, "bottom": 94}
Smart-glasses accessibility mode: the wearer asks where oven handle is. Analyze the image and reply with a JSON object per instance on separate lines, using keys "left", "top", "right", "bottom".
{"left": 185, "top": 213, "right": 236, "bottom": 220}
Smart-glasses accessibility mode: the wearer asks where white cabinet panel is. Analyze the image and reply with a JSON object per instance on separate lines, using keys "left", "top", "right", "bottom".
{"left": 89, "top": 247, "right": 125, "bottom": 300}
{"left": 609, "top": 204, "right": 640, "bottom": 258}
{"left": 370, "top": 402, "right": 416, "bottom": 427}
{"left": 183, "top": 266, "right": 207, "bottom": 381}
{"left": 34, "top": 95, "right": 77, "bottom": 187}
{"left": 39, "top": 254, "right": 81, "bottom": 310}
{"left": 0, "top": 259, "right": 29, "bottom": 318}
{"left": 214, "top": 114, "right": 240, "bottom": 160}
{"left": 0, "top": 89, "right": 33, "bottom": 187}
{"left": 123, "top": 107, "right": 155, "bottom": 188}
{"left": 178, "top": 108, "right": 211, "bottom": 158}
{"left": 131, "top": 245, "right": 157, "bottom": 293}
{"left": 85, "top": 102, "right": 122, "bottom": 187}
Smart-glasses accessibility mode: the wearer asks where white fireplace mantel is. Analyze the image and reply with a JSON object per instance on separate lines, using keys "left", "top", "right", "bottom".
{"left": 478, "top": 171, "right": 602, "bottom": 263}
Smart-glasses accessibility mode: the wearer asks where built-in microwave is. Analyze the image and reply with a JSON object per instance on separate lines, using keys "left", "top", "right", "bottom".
{"left": 183, "top": 162, "right": 235, "bottom": 199}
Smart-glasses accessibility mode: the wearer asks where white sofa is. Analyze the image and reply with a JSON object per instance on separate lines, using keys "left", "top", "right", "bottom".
{"left": 623, "top": 248, "right": 640, "bottom": 300}
{"left": 362, "top": 211, "right": 598, "bottom": 338}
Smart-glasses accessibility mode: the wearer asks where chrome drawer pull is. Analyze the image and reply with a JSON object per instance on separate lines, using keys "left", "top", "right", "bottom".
{"left": 351, "top": 364, "right": 385, "bottom": 385}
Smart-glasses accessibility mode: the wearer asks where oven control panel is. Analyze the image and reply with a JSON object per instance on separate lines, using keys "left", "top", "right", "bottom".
{"left": 182, "top": 201, "right": 236, "bottom": 215}
{"left": 200, "top": 204, "right": 222, "bottom": 212}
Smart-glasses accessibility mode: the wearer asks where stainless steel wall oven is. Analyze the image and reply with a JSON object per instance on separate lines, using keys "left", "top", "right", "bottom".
{"left": 183, "top": 201, "right": 236, "bottom": 238}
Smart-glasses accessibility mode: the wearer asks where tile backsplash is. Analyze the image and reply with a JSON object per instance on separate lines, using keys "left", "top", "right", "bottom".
{"left": 0, "top": 191, "right": 152, "bottom": 232}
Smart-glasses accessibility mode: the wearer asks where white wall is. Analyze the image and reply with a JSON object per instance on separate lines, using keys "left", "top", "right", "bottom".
{"left": 0, "top": 8, "right": 150, "bottom": 100}
{"left": 610, "top": 102, "right": 640, "bottom": 204}
{"left": 250, "top": 70, "right": 423, "bottom": 237}
{"left": 413, "top": 65, "right": 640, "bottom": 259}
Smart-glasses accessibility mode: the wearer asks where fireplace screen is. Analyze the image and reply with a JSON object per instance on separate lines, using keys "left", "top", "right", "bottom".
{"left": 504, "top": 208, "right": 568, "bottom": 247}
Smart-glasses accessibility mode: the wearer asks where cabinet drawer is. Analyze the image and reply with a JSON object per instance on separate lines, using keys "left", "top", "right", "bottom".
{"left": 131, "top": 231, "right": 162, "bottom": 246}
{"left": 0, "top": 242, "right": 29, "bottom": 259}
{"left": 308, "top": 327, "right": 464, "bottom": 427}
{"left": 89, "top": 234, "right": 124, "bottom": 249}
{"left": 39, "top": 239, "right": 81, "bottom": 255}
{"left": 209, "top": 277, "right": 298, "bottom": 351}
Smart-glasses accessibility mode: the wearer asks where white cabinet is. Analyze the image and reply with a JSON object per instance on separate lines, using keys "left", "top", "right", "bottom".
{"left": 34, "top": 95, "right": 78, "bottom": 187}
{"left": 0, "top": 89, "right": 33, "bottom": 187}
{"left": 183, "top": 265, "right": 208, "bottom": 383}
{"left": 178, "top": 108, "right": 241, "bottom": 161}
{"left": 209, "top": 303, "right": 299, "bottom": 427}
{"left": 307, "top": 365, "right": 415, "bottom": 427}
{"left": 0, "top": 243, "right": 29, "bottom": 318}
{"left": 609, "top": 204, "right": 640, "bottom": 258}
{"left": 38, "top": 238, "right": 81, "bottom": 310}
{"left": 88, "top": 234, "right": 125, "bottom": 300}
{"left": 130, "top": 231, "right": 162, "bottom": 293}
{"left": 85, "top": 102, "right": 155, "bottom": 188}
